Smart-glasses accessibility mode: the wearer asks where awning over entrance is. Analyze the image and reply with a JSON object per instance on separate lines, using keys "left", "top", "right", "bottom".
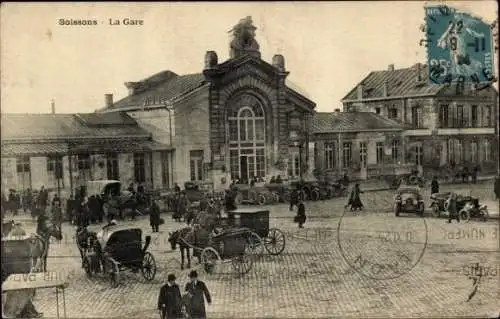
{"left": 68, "top": 140, "right": 173, "bottom": 154}
{"left": 1, "top": 143, "right": 68, "bottom": 156}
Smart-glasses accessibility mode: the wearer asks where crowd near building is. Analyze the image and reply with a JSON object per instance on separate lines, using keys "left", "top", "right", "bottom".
{"left": 1, "top": 17, "right": 498, "bottom": 196}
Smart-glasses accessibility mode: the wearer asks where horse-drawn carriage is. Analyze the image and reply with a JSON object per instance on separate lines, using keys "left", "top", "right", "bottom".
{"left": 232, "top": 184, "right": 279, "bottom": 206}
{"left": 199, "top": 208, "right": 286, "bottom": 275}
{"left": 76, "top": 225, "right": 157, "bottom": 287}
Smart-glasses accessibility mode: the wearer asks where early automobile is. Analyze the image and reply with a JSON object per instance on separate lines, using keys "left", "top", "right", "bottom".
{"left": 232, "top": 184, "right": 279, "bottom": 206}
{"left": 430, "top": 192, "right": 488, "bottom": 221}
{"left": 394, "top": 186, "right": 425, "bottom": 217}
{"left": 76, "top": 225, "right": 156, "bottom": 286}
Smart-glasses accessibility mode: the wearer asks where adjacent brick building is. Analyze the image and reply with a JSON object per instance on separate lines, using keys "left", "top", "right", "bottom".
{"left": 340, "top": 63, "right": 498, "bottom": 178}
{"left": 99, "top": 17, "right": 316, "bottom": 191}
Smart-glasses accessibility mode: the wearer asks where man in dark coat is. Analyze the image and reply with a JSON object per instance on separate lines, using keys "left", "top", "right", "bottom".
{"left": 158, "top": 274, "right": 182, "bottom": 319}
{"left": 185, "top": 270, "right": 211, "bottom": 319}
{"left": 495, "top": 176, "right": 500, "bottom": 199}
{"left": 346, "top": 183, "right": 363, "bottom": 211}
{"left": 431, "top": 176, "right": 439, "bottom": 195}
{"left": 150, "top": 199, "right": 161, "bottom": 232}
{"left": 51, "top": 194, "right": 62, "bottom": 226}
{"left": 224, "top": 189, "right": 237, "bottom": 212}
{"left": 447, "top": 192, "right": 460, "bottom": 223}
{"left": 294, "top": 199, "right": 307, "bottom": 228}
{"left": 289, "top": 188, "right": 299, "bottom": 211}
{"left": 23, "top": 188, "right": 33, "bottom": 213}
{"left": 176, "top": 192, "right": 190, "bottom": 223}
{"left": 38, "top": 186, "right": 49, "bottom": 212}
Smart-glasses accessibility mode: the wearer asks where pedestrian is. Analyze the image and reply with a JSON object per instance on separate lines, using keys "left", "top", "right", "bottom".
{"left": 431, "top": 176, "right": 439, "bottom": 195}
{"left": 176, "top": 192, "right": 189, "bottom": 223}
{"left": 472, "top": 165, "right": 479, "bottom": 184}
{"left": 224, "top": 189, "right": 237, "bottom": 212}
{"left": 185, "top": 270, "right": 211, "bottom": 319}
{"left": 447, "top": 192, "right": 460, "bottom": 223}
{"left": 158, "top": 274, "right": 182, "bottom": 319}
{"left": 23, "top": 188, "right": 33, "bottom": 213}
{"left": 345, "top": 183, "right": 364, "bottom": 211}
{"left": 289, "top": 188, "right": 299, "bottom": 211}
{"left": 38, "top": 186, "right": 48, "bottom": 212}
{"left": 495, "top": 175, "right": 500, "bottom": 200}
{"left": 51, "top": 194, "right": 62, "bottom": 226}
{"left": 174, "top": 183, "right": 181, "bottom": 193}
{"left": 294, "top": 199, "right": 307, "bottom": 228}
{"left": 150, "top": 198, "right": 161, "bottom": 233}
{"left": 275, "top": 175, "right": 283, "bottom": 184}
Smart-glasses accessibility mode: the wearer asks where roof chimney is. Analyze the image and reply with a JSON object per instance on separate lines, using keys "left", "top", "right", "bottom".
{"left": 416, "top": 63, "right": 422, "bottom": 82}
{"left": 357, "top": 84, "right": 364, "bottom": 100}
{"left": 388, "top": 64, "right": 394, "bottom": 71}
{"left": 383, "top": 81, "right": 388, "bottom": 97}
{"left": 105, "top": 94, "right": 113, "bottom": 108}
{"left": 51, "top": 99, "right": 55, "bottom": 114}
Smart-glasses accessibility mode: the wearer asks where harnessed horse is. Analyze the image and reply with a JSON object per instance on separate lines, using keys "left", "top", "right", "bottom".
{"left": 30, "top": 219, "right": 63, "bottom": 272}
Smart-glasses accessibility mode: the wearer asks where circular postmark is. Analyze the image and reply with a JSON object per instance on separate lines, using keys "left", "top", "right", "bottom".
{"left": 337, "top": 210, "right": 428, "bottom": 280}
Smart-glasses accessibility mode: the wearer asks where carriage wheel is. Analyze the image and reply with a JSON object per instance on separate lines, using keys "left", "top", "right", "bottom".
{"left": 231, "top": 245, "right": 253, "bottom": 275}
{"left": 141, "top": 252, "right": 156, "bottom": 281}
{"left": 479, "top": 208, "right": 489, "bottom": 222}
{"left": 234, "top": 193, "right": 242, "bottom": 205}
{"left": 310, "top": 189, "right": 320, "bottom": 201}
{"left": 430, "top": 204, "right": 441, "bottom": 218}
{"left": 257, "top": 194, "right": 266, "bottom": 206}
{"left": 105, "top": 257, "right": 120, "bottom": 287}
{"left": 459, "top": 209, "right": 471, "bottom": 223}
{"left": 200, "top": 247, "right": 220, "bottom": 274}
{"left": 246, "top": 231, "right": 264, "bottom": 257}
{"left": 264, "top": 228, "right": 286, "bottom": 255}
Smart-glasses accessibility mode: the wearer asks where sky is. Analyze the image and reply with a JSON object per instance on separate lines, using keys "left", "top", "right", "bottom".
{"left": 1, "top": 1, "right": 497, "bottom": 114}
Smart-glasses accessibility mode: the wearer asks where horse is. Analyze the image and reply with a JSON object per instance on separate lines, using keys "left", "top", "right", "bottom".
{"left": 168, "top": 226, "right": 211, "bottom": 270}
{"left": 29, "top": 220, "right": 63, "bottom": 272}
{"left": 2, "top": 220, "right": 16, "bottom": 237}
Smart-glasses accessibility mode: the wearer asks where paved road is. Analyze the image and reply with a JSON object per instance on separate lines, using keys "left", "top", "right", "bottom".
{"left": 5, "top": 181, "right": 499, "bottom": 318}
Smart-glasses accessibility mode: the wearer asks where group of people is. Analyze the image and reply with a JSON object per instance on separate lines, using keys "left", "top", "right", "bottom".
{"left": 1, "top": 186, "right": 50, "bottom": 217}
{"left": 158, "top": 270, "right": 212, "bottom": 319}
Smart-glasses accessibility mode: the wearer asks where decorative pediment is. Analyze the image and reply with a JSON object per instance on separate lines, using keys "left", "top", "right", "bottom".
{"left": 220, "top": 61, "right": 278, "bottom": 87}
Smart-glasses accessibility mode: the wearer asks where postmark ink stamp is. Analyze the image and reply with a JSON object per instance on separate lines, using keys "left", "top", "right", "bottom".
{"left": 337, "top": 210, "right": 428, "bottom": 280}
{"left": 424, "top": 5, "right": 495, "bottom": 89}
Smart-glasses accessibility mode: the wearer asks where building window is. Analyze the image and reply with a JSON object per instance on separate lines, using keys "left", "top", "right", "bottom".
{"left": 16, "top": 156, "right": 31, "bottom": 191}
{"left": 483, "top": 105, "right": 491, "bottom": 127}
{"left": 388, "top": 107, "right": 398, "bottom": 119}
{"left": 47, "top": 155, "right": 64, "bottom": 190}
{"left": 439, "top": 105, "right": 449, "bottom": 128}
{"left": 324, "top": 143, "right": 336, "bottom": 170}
{"left": 412, "top": 107, "right": 423, "bottom": 128}
{"left": 106, "top": 153, "right": 119, "bottom": 180}
{"left": 161, "top": 151, "right": 170, "bottom": 188}
{"left": 415, "top": 145, "right": 423, "bottom": 165}
{"left": 471, "top": 105, "right": 478, "bottom": 127}
{"left": 77, "top": 154, "right": 92, "bottom": 184}
{"left": 228, "top": 94, "right": 266, "bottom": 181}
{"left": 189, "top": 150, "right": 203, "bottom": 181}
{"left": 483, "top": 140, "right": 491, "bottom": 161}
{"left": 391, "top": 139, "right": 400, "bottom": 163}
{"left": 375, "top": 107, "right": 381, "bottom": 114}
{"left": 134, "top": 153, "right": 146, "bottom": 183}
{"left": 376, "top": 142, "right": 384, "bottom": 164}
{"left": 470, "top": 141, "right": 478, "bottom": 163}
{"left": 455, "top": 140, "right": 463, "bottom": 164}
{"left": 359, "top": 142, "right": 367, "bottom": 167}
{"left": 288, "top": 152, "right": 300, "bottom": 179}
{"left": 456, "top": 105, "right": 464, "bottom": 127}
{"left": 342, "top": 142, "right": 352, "bottom": 168}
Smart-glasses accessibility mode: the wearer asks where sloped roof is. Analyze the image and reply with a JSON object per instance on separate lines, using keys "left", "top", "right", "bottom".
{"left": 342, "top": 64, "right": 444, "bottom": 101}
{"left": 76, "top": 112, "right": 137, "bottom": 126}
{"left": 1, "top": 113, "right": 150, "bottom": 141}
{"left": 311, "top": 112, "right": 404, "bottom": 133}
{"left": 105, "top": 72, "right": 206, "bottom": 111}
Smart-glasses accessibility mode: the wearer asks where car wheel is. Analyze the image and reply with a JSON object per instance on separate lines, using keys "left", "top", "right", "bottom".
{"left": 430, "top": 203, "right": 441, "bottom": 218}
{"left": 459, "top": 209, "right": 470, "bottom": 223}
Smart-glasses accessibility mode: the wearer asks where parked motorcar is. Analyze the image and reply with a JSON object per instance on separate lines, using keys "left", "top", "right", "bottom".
{"left": 394, "top": 186, "right": 425, "bottom": 217}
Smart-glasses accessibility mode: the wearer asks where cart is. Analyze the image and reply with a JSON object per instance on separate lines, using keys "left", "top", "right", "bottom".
{"left": 2, "top": 272, "right": 69, "bottom": 319}
{"left": 78, "top": 225, "right": 156, "bottom": 287}
{"left": 200, "top": 208, "right": 286, "bottom": 275}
